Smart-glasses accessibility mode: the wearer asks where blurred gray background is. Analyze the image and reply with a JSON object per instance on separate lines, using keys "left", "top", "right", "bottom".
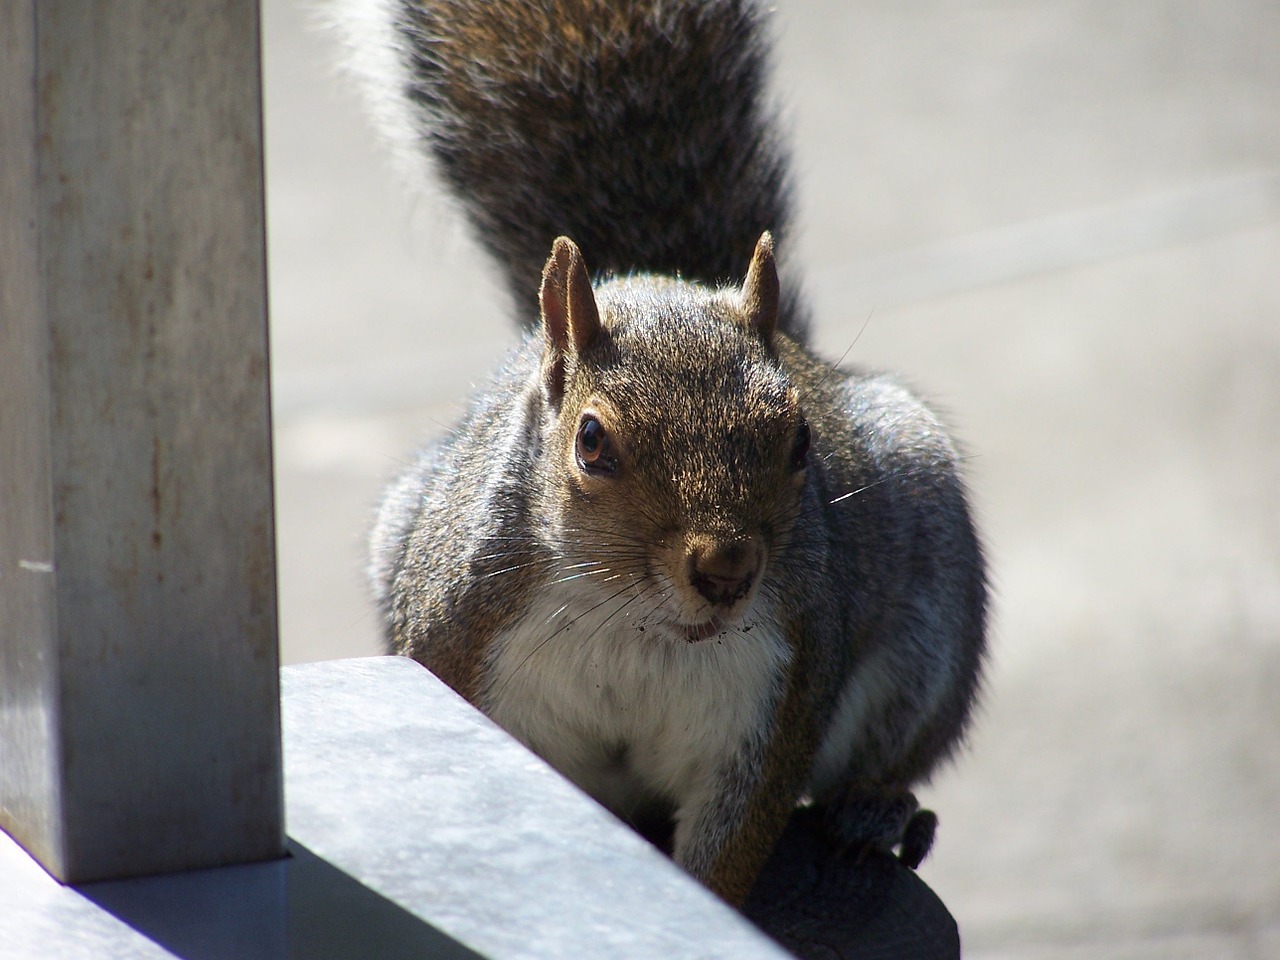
{"left": 261, "top": 1, "right": 1280, "bottom": 956}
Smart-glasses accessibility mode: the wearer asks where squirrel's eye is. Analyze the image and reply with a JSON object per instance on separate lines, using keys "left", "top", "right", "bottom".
{"left": 790, "top": 417, "right": 810, "bottom": 471}
{"left": 576, "top": 416, "right": 616, "bottom": 474}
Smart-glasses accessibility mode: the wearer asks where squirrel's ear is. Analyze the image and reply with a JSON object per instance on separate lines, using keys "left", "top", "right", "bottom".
{"left": 540, "top": 236, "right": 601, "bottom": 399}
{"left": 740, "top": 232, "right": 779, "bottom": 341}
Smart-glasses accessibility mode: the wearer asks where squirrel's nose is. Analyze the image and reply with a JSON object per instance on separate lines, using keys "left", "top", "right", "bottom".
{"left": 689, "top": 537, "right": 760, "bottom": 606}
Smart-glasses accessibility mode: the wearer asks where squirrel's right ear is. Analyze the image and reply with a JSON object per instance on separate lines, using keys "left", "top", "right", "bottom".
{"left": 740, "top": 232, "right": 780, "bottom": 342}
{"left": 540, "top": 236, "right": 601, "bottom": 400}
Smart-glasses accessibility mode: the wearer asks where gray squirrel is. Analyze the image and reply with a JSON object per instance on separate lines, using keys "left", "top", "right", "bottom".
{"left": 338, "top": 0, "right": 987, "bottom": 907}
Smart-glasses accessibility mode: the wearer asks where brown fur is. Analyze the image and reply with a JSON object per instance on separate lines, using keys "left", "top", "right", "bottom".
{"left": 707, "top": 618, "right": 823, "bottom": 905}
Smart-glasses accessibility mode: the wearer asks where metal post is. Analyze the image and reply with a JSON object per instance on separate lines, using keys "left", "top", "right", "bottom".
{"left": 0, "top": 0, "right": 284, "bottom": 883}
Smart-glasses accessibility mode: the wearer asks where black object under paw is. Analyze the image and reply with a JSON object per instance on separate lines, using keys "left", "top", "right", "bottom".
{"left": 820, "top": 788, "right": 938, "bottom": 869}
{"left": 745, "top": 807, "right": 960, "bottom": 960}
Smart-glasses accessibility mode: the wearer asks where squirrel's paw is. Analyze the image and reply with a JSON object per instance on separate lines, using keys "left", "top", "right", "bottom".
{"left": 819, "top": 786, "right": 937, "bottom": 870}
{"left": 897, "top": 807, "right": 938, "bottom": 869}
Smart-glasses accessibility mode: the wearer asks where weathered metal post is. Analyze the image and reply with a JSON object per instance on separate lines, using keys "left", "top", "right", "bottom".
{"left": 0, "top": 1, "right": 284, "bottom": 883}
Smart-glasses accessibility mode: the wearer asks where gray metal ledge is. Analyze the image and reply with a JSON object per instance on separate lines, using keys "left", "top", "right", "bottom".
{"left": 1, "top": 657, "right": 788, "bottom": 959}
{"left": 280, "top": 657, "right": 786, "bottom": 959}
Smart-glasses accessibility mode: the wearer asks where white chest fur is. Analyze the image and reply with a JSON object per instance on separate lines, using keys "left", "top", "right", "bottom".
{"left": 480, "top": 587, "right": 791, "bottom": 821}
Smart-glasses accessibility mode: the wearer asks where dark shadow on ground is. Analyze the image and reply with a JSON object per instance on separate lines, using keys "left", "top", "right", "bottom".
{"left": 78, "top": 838, "right": 481, "bottom": 960}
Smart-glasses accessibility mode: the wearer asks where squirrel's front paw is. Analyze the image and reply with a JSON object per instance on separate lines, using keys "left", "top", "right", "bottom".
{"left": 819, "top": 786, "right": 937, "bottom": 869}
{"left": 897, "top": 807, "right": 937, "bottom": 869}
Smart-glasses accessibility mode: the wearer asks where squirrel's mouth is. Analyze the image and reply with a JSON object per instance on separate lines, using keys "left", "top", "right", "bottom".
{"left": 682, "top": 616, "right": 726, "bottom": 643}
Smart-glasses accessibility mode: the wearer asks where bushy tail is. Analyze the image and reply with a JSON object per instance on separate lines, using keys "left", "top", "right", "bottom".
{"left": 338, "top": 0, "right": 806, "bottom": 336}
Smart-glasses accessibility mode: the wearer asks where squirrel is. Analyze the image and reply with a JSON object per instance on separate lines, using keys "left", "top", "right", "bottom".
{"left": 339, "top": 0, "right": 987, "bottom": 908}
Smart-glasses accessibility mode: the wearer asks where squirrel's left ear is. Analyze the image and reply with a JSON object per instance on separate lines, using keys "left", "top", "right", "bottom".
{"left": 540, "top": 236, "right": 601, "bottom": 400}
{"left": 740, "top": 232, "right": 780, "bottom": 341}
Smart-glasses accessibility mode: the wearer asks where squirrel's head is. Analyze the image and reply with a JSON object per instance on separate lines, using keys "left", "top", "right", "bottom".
{"left": 535, "top": 233, "right": 812, "bottom": 643}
